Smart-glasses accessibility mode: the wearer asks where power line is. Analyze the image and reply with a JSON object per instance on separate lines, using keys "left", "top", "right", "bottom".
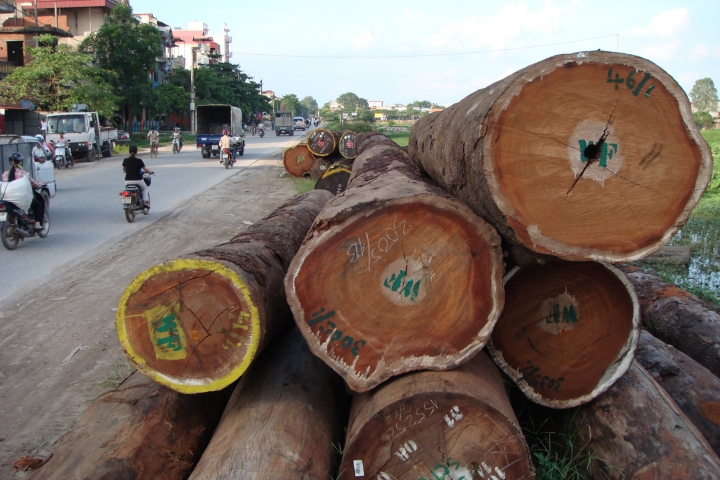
{"left": 232, "top": 34, "right": 617, "bottom": 59}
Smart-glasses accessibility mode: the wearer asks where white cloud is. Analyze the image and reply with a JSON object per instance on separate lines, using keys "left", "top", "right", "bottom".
{"left": 628, "top": 8, "right": 690, "bottom": 38}
{"left": 690, "top": 44, "right": 709, "bottom": 61}
{"left": 641, "top": 41, "right": 680, "bottom": 62}
{"left": 422, "top": 1, "right": 568, "bottom": 52}
{"left": 351, "top": 30, "right": 376, "bottom": 51}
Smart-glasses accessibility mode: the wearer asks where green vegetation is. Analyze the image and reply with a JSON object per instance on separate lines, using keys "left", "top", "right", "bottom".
{"left": 694, "top": 111, "right": 715, "bottom": 130}
{"left": 293, "top": 177, "right": 317, "bottom": 195}
{"left": 638, "top": 129, "right": 720, "bottom": 307}
{"left": 690, "top": 78, "right": 719, "bottom": 113}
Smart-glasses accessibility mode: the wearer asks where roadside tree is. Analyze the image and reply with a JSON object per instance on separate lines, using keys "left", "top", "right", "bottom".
{"left": 690, "top": 78, "right": 719, "bottom": 113}
{"left": 337, "top": 92, "right": 369, "bottom": 110}
{"left": 280, "top": 94, "right": 302, "bottom": 115}
{"left": 300, "top": 96, "right": 318, "bottom": 116}
{"left": 693, "top": 111, "right": 715, "bottom": 130}
{"left": 80, "top": 5, "right": 162, "bottom": 123}
{"left": 0, "top": 34, "right": 118, "bottom": 117}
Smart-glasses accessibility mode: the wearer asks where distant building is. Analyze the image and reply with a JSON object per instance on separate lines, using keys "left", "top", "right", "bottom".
{"left": 390, "top": 104, "right": 407, "bottom": 111}
{"left": 368, "top": 100, "right": 383, "bottom": 109}
{"left": 136, "top": 13, "right": 175, "bottom": 85}
{"left": 172, "top": 21, "right": 219, "bottom": 69}
{"left": 216, "top": 23, "right": 232, "bottom": 63}
{"left": 329, "top": 101, "right": 341, "bottom": 111}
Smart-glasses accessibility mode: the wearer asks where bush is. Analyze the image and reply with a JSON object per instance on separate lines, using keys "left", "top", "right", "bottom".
{"left": 694, "top": 111, "right": 715, "bottom": 130}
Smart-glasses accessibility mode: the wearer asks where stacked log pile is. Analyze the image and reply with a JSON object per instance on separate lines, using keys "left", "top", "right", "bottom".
{"left": 26, "top": 50, "right": 720, "bottom": 479}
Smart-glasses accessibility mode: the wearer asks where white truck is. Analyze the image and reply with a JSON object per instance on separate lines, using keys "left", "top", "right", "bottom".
{"left": 45, "top": 108, "right": 117, "bottom": 162}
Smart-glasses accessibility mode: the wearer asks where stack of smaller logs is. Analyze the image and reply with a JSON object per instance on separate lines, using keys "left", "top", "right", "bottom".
{"left": 314, "top": 159, "right": 353, "bottom": 195}
{"left": 622, "top": 266, "right": 720, "bottom": 377}
{"left": 409, "top": 50, "right": 713, "bottom": 265}
{"left": 283, "top": 142, "right": 315, "bottom": 177}
{"left": 189, "top": 328, "right": 349, "bottom": 479}
{"left": 285, "top": 132, "right": 505, "bottom": 392}
{"left": 577, "top": 361, "right": 720, "bottom": 478}
{"left": 635, "top": 329, "right": 720, "bottom": 456}
{"left": 28, "top": 372, "right": 231, "bottom": 480}
{"left": 307, "top": 128, "right": 341, "bottom": 157}
{"left": 488, "top": 261, "right": 639, "bottom": 408}
{"left": 115, "top": 190, "right": 332, "bottom": 393}
{"left": 338, "top": 351, "right": 534, "bottom": 479}
{"left": 310, "top": 156, "right": 333, "bottom": 180}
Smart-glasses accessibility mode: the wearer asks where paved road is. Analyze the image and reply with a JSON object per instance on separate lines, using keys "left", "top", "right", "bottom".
{"left": 0, "top": 127, "right": 311, "bottom": 304}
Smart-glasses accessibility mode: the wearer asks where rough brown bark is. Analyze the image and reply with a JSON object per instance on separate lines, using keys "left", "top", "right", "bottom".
{"left": 309, "top": 156, "right": 333, "bottom": 180}
{"left": 188, "top": 328, "right": 349, "bottom": 480}
{"left": 115, "top": 190, "right": 333, "bottom": 393}
{"left": 28, "top": 372, "right": 231, "bottom": 480}
{"left": 338, "top": 351, "right": 534, "bottom": 480}
{"left": 283, "top": 142, "right": 315, "bottom": 177}
{"left": 576, "top": 361, "right": 720, "bottom": 479}
{"left": 314, "top": 161, "right": 353, "bottom": 195}
{"left": 622, "top": 266, "right": 720, "bottom": 377}
{"left": 635, "top": 329, "right": 720, "bottom": 456}
{"left": 409, "top": 51, "right": 712, "bottom": 264}
{"left": 489, "top": 261, "right": 640, "bottom": 408}
{"left": 307, "top": 128, "right": 341, "bottom": 156}
{"left": 285, "top": 133, "right": 505, "bottom": 392}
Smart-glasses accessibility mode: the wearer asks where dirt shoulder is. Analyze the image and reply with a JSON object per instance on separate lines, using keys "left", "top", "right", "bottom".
{"left": 0, "top": 156, "right": 299, "bottom": 478}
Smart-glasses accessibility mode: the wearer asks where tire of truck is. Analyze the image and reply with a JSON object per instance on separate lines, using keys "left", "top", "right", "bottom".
{"left": 85, "top": 146, "right": 97, "bottom": 163}
{"left": 102, "top": 143, "right": 112, "bottom": 158}
{"left": 290, "top": 130, "right": 294, "bottom": 136}
{"left": 201, "top": 150, "right": 209, "bottom": 159}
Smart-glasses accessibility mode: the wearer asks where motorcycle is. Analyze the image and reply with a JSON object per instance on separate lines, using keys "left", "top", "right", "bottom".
{"left": 0, "top": 188, "right": 50, "bottom": 250}
{"left": 172, "top": 137, "right": 181, "bottom": 154}
{"left": 259, "top": 128, "right": 265, "bottom": 138}
{"left": 221, "top": 148, "right": 235, "bottom": 169}
{"left": 53, "top": 144, "right": 71, "bottom": 168}
{"left": 119, "top": 173, "right": 152, "bottom": 223}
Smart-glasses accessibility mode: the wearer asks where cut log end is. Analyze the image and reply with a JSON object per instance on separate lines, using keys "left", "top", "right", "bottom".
{"left": 283, "top": 143, "right": 315, "bottom": 177}
{"left": 116, "top": 258, "right": 261, "bottom": 393}
{"left": 307, "top": 128, "right": 338, "bottom": 156}
{"left": 487, "top": 59, "right": 710, "bottom": 261}
{"left": 489, "top": 261, "right": 640, "bottom": 408}
{"left": 339, "top": 131, "right": 359, "bottom": 159}
{"left": 287, "top": 199, "right": 504, "bottom": 392}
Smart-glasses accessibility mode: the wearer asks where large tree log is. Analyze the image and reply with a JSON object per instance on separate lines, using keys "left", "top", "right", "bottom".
{"left": 635, "top": 329, "right": 720, "bottom": 456}
{"left": 28, "top": 371, "right": 231, "bottom": 480}
{"left": 488, "top": 261, "right": 639, "bottom": 408}
{"left": 314, "top": 161, "right": 353, "bottom": 196}
{"left": 307, "top": 128, "right": 341, "bottom": 156}
{"left": 339, "top": 130, "right": 359, "bottom": 159}
{"left": 285, "top": 133, "right": 505, "bottom": 392}
{"left": 338, "top": 351, "right": 534, "bottom": 480}
{"left": 189, "top": 328, "right": 349, "bottom": 480}
{"left": 576, "top": 361, "right": 720, "bottom": 479}
{"left": 622, "top": 266, "right": 720, "bottom": 377}
{"left": 283, "top": 142, "right": 315, "bottom": 177}
{"left": 115, "top": 190, "right": 333, "bottom": 393}
{"left": 409, "top": 51, "right": 713, "bottom": 264}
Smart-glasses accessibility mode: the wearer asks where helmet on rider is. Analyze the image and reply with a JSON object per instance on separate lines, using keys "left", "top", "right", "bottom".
{"left": 9, "top": 152, "right": 24, "bottom": 165}
{"left": 222, "top": 129, "right": 229, "bottom": 136}
{"left": 35, "top": 134, "right": 44, "bottom": 142}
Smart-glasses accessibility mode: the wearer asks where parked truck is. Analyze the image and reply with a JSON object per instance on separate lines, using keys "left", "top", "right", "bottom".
{"left": 274, "top": 111, "right": 294, "bottom": 136}
{"left": 195, "top": 104, "right": 245, "bottom": 158}
{"left": 45, "top": 107, "right": 117, "bottom": 162}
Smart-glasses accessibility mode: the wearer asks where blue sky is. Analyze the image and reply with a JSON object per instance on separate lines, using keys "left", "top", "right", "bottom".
{"left": 131, "top": 0, "right": 720, "bottom": 107}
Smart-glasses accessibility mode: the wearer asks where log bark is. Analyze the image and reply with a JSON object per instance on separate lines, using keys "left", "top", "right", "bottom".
{"left": 188, "top": 328, "right": 349, "bottom": 480}
{"left": 285, "top": 132, "right": 505, "bottom": 392}
{"left": 635, "top": 329, "right": 720, "bottom": 456}
{"left": 576, "top": 361, "right": 720, "bottom": 479}
{"left": 28, "top": 371, "right": 231, "bottom": 480}
{"left": 339, "top": 130, "right": 359, "bottom": 159}
{"left": 283, "top": 142, "right": 315, "bottom": 177}
{"left": 314, "top": 161, "right": 353, "bottom": 196}
{"left": 338, "top": 351, "right": 534, "bottom": 480}
{"left": 310, "top": 156, "right": 333, "bottom": 180}
{"left": 488, "top": 261, "right": 640, "bottom": 408}
{"left": 115, "top": 190, "right": 333, "bottom": 393}
{"left": 621, "top": 266, "right": 720, "bottom": 377}
{"left": 307, "top": 128, "right": 340, "bottom": 157}
{"left": 409, "top": 51, "right": 713, "bottom": 264}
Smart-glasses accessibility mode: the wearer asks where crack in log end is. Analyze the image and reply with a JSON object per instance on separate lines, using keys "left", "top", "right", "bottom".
{"left": 564, "top": 61, "right": 578, "bottom": 68}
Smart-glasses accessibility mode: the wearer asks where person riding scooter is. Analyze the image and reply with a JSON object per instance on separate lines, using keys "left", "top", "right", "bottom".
{"left": 258, "top": 122, "right": 265, "bottom": 138}
{"left": 2, "top": 152, "right": 45, "bottom": 229}
{"left": 171, "top": 127, "right": 183, "bottom": 151}
{"left": 218, "top": 129, "right": 236, "bottom": 164}
{"left": 122, "top": 145, "right": 154, "bottom": 208}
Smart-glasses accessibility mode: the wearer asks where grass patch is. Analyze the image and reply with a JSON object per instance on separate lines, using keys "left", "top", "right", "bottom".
{"left": 637, "top": 129, "right": 720, "bottom": 307}
{"left": 100, "top": 361, "right": 136, "bottom": 390}
{"left": 293, "top": 177, "right": 317, "bottom": 194}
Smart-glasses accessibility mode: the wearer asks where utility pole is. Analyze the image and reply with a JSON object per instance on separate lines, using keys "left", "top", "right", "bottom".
{"left": 190, "top": 48, "right": 196, "bottom": 134}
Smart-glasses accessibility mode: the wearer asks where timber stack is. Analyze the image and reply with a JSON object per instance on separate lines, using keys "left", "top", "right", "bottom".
{"left": 25, "top": 50, "right": 720, "bottom": 479}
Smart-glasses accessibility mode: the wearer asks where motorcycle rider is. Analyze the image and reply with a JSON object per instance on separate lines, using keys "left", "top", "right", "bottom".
{"left": 171, "top": 127, "right": 183, "bottom": 151}
{"left": 218, "top": 129, "right": 235, "bottom": 164}
{"left": 35, "top": 134, "right": 54, "bottom": 159}
{"left": 53, "top": 133, "right": 71, "bottom": 167}
{"left": 2, "top": 152, "right": 45, "bottom": 229}
{"left": 122, "top": 145, "right": 154, "bottom": 208}
{"left": 147, "top": 127, "right": 159, "bottom": 152}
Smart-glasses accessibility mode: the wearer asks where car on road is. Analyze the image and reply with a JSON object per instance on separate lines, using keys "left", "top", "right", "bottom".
{"left": 293, "top": 117, "right": 306, "bottom": 131}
